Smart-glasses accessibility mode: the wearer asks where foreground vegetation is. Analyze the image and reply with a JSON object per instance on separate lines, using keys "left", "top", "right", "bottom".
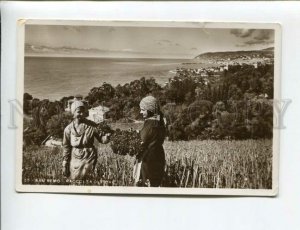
{"left": 22, "top": 139, "right": 272, "bottom": 189}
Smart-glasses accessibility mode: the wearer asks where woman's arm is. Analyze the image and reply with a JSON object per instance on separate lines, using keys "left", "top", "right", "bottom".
{"left": 62, "top": 127, "right": 71, "bottom": 176}
{"left": 94, "top": 128, "right": 110, "bottom": 144}
{"left": 141, "top": 120, "right": 155, "bottom": 147}
{"left": 139, "top": 120, "right": 156, "bottom": 160}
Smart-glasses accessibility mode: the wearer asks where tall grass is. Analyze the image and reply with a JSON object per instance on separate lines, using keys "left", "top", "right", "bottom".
{"left": 162, "top": 140, "right": 272, "bottom": 189}
{"left": 22, "top": 139, "right": 272, "bottom": 189}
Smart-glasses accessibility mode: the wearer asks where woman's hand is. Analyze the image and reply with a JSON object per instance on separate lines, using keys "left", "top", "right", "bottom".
{"left": 101, "top": 133, "right": 111, "bottom": 144}
{"left": 62, "top": 160, "right": 70, "bottom": 177}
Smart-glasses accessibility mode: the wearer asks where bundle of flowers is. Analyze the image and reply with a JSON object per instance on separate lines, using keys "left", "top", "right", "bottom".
{"left": 110, "top": 129, "right": 143, "bottom": 157}
{"left": 96, "top": 122, "right": 115, "bottom": 136}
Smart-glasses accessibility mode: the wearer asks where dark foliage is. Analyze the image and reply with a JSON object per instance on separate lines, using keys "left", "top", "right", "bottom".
{"left": 46, "top": 112, "right": 73, "bottom": 139}
{"left": 110, "top": 129, "right": 143, "bottom": 157}
{"left": 96, "top": 121, "right": 115, "bottom": 136}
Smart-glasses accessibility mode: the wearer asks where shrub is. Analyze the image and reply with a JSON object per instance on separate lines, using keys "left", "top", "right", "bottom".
{"left": 110, "top": 129, "right": 143, "bottom": 157}
{"left": 45, "top": 112, "right": 73, "bottom": 138}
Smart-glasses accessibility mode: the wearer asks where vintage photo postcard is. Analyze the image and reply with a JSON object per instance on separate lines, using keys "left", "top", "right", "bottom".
{"left": 16, "top": 20, "right": 281, "bottom": 196}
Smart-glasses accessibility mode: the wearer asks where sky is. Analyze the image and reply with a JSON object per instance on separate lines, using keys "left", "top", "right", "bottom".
{"left": 25, "top": 25, "right": 275, "bottom": 59}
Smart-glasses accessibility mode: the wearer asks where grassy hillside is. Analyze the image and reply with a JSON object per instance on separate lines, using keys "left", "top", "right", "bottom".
{"left": 195, "top": 47, "right": 274, "bottom": 61}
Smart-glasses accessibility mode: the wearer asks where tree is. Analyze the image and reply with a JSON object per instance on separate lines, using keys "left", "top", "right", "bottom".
{"left": 24, "top": 93, "right": 33, "bottom": 100}
{"left": 46, "top": 112, "right": 73, "bottom": 138}
{"left": 23, "top": 93, "right": 33, "bottom": 114}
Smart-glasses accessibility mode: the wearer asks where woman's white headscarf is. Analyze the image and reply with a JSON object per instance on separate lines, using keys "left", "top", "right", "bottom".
{"left": 71, "top": 100, "right": 85, "bottom": 114}
{"left": 139, "top": 96, "right": 159, "bottom": 114}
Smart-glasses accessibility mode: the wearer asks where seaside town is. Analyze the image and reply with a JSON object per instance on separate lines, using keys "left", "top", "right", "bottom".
{"left": 165, "top": 51, "right": 274, "bottom": 88}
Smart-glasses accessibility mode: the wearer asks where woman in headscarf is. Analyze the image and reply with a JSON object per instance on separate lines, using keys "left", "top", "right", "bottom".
{"left": 62, "top": 100, "right": 108, "bottom": 180}
{"left": 134, "top": 95, "right": 166, "bottom": 187}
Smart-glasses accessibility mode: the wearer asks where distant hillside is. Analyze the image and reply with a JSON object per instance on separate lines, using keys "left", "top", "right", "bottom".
{"left": 195, "top": 47, "right": 274, "bottom": 60}
{"left": 261, "top": 47, "right": 274, "bottom": 51}
{"left": 24, "top": 44, "right": 189, "bottom": 59}
{"left": 25, "top": 44, "right": 112, "bottom": 57}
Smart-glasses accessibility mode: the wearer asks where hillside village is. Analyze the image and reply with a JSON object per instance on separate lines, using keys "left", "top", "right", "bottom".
{"left": 194, "top": 47, "right": 274, "bottom": 62}
{"left": 164, "top": 47, "right": 274, "bottom": 88}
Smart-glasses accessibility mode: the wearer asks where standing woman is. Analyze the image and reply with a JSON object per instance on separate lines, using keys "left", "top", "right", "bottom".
{"left": 62, "top": 100, "right": 108, "bottom": 180}
{"left": 136, "top": 96, "right": 166, "bottom": 187}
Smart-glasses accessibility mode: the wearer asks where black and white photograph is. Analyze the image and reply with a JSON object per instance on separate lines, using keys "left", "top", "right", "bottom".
{"left": 16, "top": 20, "right": 280, "bottom": 195}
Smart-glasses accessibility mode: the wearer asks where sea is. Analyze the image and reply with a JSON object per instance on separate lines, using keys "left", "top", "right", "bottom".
{"left": 24, "top": 56, "right": 194, "bottom": 101}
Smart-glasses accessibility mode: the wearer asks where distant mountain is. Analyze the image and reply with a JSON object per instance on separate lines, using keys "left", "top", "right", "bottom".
{"left": 24, "top": 44, "right": 186, "bottom": 59}
{"left": 25, "top": 44, "right": 115, "bottom": 56}
{"left": 261, "top": 47, "right": 274, "bottom": 51}
{"left": 24, "top": 44, "right": 148, "bottom": 58}
{"left": 194, "top": 47, "right": 274, "bottom": 60}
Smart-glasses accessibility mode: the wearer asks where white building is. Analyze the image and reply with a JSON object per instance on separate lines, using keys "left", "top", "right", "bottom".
{"left": 65, "top": 95, "right": 87, "bottom": 112}
{"left": 87, "top": 105, "right": 110, "bottom": 123}
{"left": 45, "top": 136, "right": 62, "bottom": 147}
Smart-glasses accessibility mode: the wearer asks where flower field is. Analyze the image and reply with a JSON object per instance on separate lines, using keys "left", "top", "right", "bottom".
{"left": 22, "top": 139, "right": 272, "bottom": 189}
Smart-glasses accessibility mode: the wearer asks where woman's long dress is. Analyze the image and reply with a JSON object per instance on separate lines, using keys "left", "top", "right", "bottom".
{"left": 63, "top": 119, "right": 101, "bottom": 180}
{"left": 138, "top": 114, "right": 166, "bottom": 187}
